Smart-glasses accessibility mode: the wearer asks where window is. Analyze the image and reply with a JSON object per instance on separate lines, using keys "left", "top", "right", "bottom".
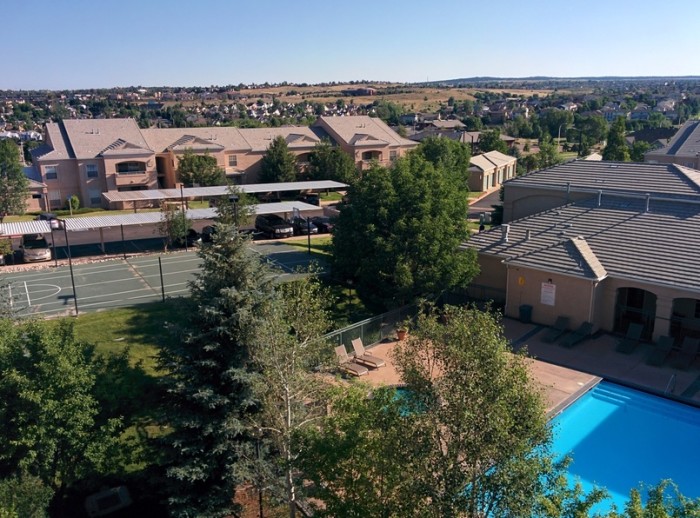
{"left": 45, "top": 166, "right": 57, "bottom": 180}
{"left": 48, "top": 190, "right": 62, "bottom": 208}
{"left": 86, "top": 164, "right": 98, "bottom": 178}
{"left": 88, "top": 188, "right": 101, "bottom": 206}
{"left": 228, "top": 154, "right": 238, "bottom": 167}
{"left": 116, "top": 161, "right": 146, "bottom": 175}
{"left": 390, "top": 150, "right": 398, "bottom": 161}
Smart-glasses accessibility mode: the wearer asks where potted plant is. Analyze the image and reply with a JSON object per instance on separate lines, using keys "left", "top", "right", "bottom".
{"left": 396, "top": 327, "right": 408, "bottom": 341}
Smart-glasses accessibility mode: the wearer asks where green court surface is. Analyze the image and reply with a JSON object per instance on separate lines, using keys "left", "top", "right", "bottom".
{"left": 1, "top": 242, "right": 326, "bottom": 317}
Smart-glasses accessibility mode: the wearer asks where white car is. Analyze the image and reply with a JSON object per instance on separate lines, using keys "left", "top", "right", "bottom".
{"left": 20, "top": 234, "right": 52, "bottom": 262}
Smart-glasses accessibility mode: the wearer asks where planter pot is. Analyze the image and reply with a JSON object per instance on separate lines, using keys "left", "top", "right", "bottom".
{"left": 396, "top": 329, "right": 407, "bottom": 341}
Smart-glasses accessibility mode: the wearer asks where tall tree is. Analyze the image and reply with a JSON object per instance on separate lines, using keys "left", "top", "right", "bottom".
{"left": 535, "top": 135, "right": 564, "bottom": 169}
{"left": 158, "top": 222, "right": 278, "bottom": 517}
{"left": 306, "top": 140, "right": 357, "bottom": 184}
{"left": 415, "top": 137, "right": 471, "bottom": 178}
{"left": 477, "top": 129, "right": 508, "bottom": 154}
{"left": 630, "top": 140, "right": 652, "bottom": 162}
{"left": 0, "top": 319, "right": 123, "bottom": 496}
{"left": 260, "top": 136, "right": 297, "bottom": 183}
{"left": 0, "top": 140, "right": 29, "bottom": 222}
{"left": 301, "top": 305, "right": 564, "bottom": 517}
{"left": 332, "top": 153, "right": 478, "bottom": 310}
{"left": 176, "top": 149, "right": 226, "bottom": 186}
{"left": 602, "top": 116, "right": 631, "bottom": 162}
{"left": 250, "top": 275, "right": 333, "bottom": 518}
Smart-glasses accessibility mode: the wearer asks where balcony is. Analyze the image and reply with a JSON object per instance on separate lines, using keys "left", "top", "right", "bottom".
{"left": 114, "top": 170, "right": 153, "bottom": 187}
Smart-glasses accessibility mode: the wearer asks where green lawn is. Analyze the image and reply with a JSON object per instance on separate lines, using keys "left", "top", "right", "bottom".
{"left": 73, "top": 299, "right": 186, "bottom": 375}
{"left": 284, "top": 235, "right": 332, "bottom": 257}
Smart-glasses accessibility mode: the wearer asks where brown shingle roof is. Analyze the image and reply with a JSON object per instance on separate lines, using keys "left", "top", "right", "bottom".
{"left": 61, "top": 118, "right": 152, "bottom": 159}
{"left": 315, "top": 116, "right": 418, "bottom": 148}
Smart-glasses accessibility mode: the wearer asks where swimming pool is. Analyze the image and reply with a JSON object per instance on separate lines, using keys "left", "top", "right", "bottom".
{"left": 552, "top": 381, "right": 700, "bottom": 512}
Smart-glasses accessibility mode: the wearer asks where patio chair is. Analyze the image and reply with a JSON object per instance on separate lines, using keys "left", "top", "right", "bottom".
{"left": 335, "top": 345, "right": 369, "bottom": 377}
{"left": 541, "top": 316, "right": 570, "bottom": 343}
{"left": 668, "top": 337, "right": 700, "bottom": 371}
{"left": 615, "top": 322, "right": 645, "bottom": 354}
{"left": 645, "top": 335, "right": 674, "bottom": 367}
{"left": 351, "top": 338, "right": 386, "bottom": 369}
{"left": 559, "top": 321, "right": 594, "bottom": 348}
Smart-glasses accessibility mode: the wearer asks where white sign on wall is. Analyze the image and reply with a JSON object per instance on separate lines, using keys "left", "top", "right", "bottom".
{"left": 541, "top": 282, "right": 556, "bottom": 306}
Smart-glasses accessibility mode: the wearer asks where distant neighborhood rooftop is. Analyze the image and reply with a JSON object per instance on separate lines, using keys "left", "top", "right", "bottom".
{"left": 647, "top": 120, "right": 700, "bottom": 157}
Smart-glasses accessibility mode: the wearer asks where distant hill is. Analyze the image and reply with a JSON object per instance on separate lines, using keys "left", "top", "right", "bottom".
{"left": 419, "top": 76, "right": 700, "bottom": 86}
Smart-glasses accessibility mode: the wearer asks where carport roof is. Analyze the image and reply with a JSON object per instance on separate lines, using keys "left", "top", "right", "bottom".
{"left": 101, "top": 180, "right": 348, "bottom": 203}
{"left": 0, "top": 202, "right": 320, "bottom": 236}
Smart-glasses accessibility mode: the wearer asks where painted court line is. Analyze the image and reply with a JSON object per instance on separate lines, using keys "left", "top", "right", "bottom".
{"left": 23, "top": 281, "right": 31, "bottom": 306}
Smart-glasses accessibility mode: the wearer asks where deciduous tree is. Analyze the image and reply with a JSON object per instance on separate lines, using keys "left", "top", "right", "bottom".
{"left": 0, "top": 140, "right": 29, "bottom": 222}
{"left": 0, "top": 319, "right": 123, "bottom": 496}
{"left": 177, "top": 149, "right": 226, "bottom": 186}
{"left": 306, "top": 140, "right": 357, "bottom": 184}
{"left": 331, "top": 153, "right": 478, "bottom": 310}
{"left": 477, "top": 128, "right": 508, "bottom": 154}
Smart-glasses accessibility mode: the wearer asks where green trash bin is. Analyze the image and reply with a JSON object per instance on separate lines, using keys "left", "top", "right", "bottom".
{"left": 519, "top": 304, "right": 533, "bottom": 324}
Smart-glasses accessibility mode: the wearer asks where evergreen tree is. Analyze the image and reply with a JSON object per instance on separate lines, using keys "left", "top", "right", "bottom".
{"left": 0, "top": 140, "right": 29, "bottom": 222}
{"left": 602, "top": 116, "right": 631, "bottom": 161}
{"left": 159, "top": 224, "right": 278, "bottom": 517}
{"left": 260, "top": 136, "right": 297, "bottom": 183}
{"left": 477, "top": 129, "right": 508, "bottom": 153}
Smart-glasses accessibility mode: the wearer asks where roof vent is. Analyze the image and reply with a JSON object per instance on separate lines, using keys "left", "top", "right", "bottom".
{"left": 645, "top": 193, "right": 651, "bottom": 212}
{"left": 501, "top": 224, "right": 510, "bottom": 243}
{"left": 525, "top": 229, "right": 531, "bottom": 241}
{"left": 597, "top": 189, "right": 603, "bottom": 207}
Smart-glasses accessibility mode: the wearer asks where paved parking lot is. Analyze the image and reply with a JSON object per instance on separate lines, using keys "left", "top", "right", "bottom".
{"left": 1, "top": 241, "right": 327, "bottom": 317}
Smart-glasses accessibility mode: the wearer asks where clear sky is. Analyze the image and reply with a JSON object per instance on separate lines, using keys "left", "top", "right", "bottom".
{"left": 4, "top": 0, "right": 700, "bottom": 90}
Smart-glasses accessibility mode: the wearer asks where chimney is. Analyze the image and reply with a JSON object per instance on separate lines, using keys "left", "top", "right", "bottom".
{"left": 598, "top": 190, "right": 602, "bottom": 207}
{"left": 502, "top": 224, "right": 510, "bottom": 243}
{"left": 645, "top": 193, "right": 651, "bottom": 212}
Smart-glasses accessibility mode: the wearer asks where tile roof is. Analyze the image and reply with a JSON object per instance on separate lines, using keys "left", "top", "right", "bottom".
{"left": 315, "top": 116, "right": 418, "bottom": 148}
{"left": 239, "top": 127, "right": 320, "bottom": 152}
{"left": 61, "top": 119, "right": 152, "bottom": 159}
{"left": 470, "top": 150, "right": 516, "bottom": 171}
{"left": 647, "top": 120, "right": 700, "bottom": 157}
{"left": 141, "top": 127, "right": 251, "bottom": 153}
{"left": 510, "top": 159, "right": 700, "bottom": 199}
{"left": 466, "top": 194, "right": 700, "bottom": 291}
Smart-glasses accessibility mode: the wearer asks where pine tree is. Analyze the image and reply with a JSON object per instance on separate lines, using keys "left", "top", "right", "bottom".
{"left": 602, "top": 116, "right": 631, "bottom": 162}
{"left": 159, "top": 223, "right": 278, "bottom": 517}
{"left": 260, "top": 136, "right": 297, "bottom": 183}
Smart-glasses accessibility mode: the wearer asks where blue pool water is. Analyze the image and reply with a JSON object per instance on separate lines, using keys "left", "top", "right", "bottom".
{"left": 552, "top": 381, "right": 700, "bottom": 512}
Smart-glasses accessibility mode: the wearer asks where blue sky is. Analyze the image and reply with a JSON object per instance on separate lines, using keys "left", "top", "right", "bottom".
{"left": 4, "top": 0, "right": 700, "bottom": 90}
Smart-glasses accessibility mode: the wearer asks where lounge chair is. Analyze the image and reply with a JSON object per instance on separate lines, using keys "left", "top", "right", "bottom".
{"left": 351, "top": 338, "right": 386, "bottom": 368}
{"left": 335, "top": 345, "right": 369, "bottom": 377}
{"left": 541, "top": 316, "right": 570, "bottom": 343}
{"left": 559, "top": 321, "right": 594, "bottom": 348}
{"left": 645, "top": 335, "right": 674, "bottom": 366}
{"left": 615, "top": 322, "right": 644, "bottom": 354}
{"left": 668, "top": 337, "right": 700, "bottom": 371}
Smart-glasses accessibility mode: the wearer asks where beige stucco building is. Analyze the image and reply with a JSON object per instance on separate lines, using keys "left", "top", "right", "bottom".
{"left": 468, "top": 150, "right": 517, "bottom": 192}
{"left": 29, "top": 116, "right": 417, "bottom": 211}
{"left": 466, "top": 160, "right": 700, "bottom": 344}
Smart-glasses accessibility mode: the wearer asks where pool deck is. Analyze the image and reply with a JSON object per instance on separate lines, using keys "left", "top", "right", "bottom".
{"left": 358, "top": 317, "right": 700, "bottom": 415}
{"left": 360, "top": 319, "right": 602, "bottom": 416}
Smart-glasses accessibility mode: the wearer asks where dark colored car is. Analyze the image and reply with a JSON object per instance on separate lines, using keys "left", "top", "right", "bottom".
{"left": 255, "top": 214, "right": 294, "bottom": 238}
{"left": 310, "top": 216, "right": 335, "bottom": 233}
{"left": 296, "top": 193, "right": 320, "bottom": 206}
{"left": 201, "top": 225, "right": 218, "bottom": 243}
{"left": 35, "top": 212, "right": 57, "bottom": 221}
{"left": 174, "top": 228, "right": 201, "bottom": 248}
{"left": 291, "top": 217, "right": 318, "bottom": 236}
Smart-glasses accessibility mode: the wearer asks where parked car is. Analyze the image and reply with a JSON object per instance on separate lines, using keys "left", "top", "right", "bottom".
{"left": 201, "top": 225, "right": 218, "bottom": 243}
{"left": 20, "top": 234, "right": 51, "bottom": 262}
{"left": 310, "top": 216, "right": 335, "bottom": 233}
{"left": 291, "top": 216, "right": 318, "bottom": 236}
{"left": 35, "top": 212, "right": 57, "bottom": 221}
{"left": 173, "top": 228, "right": 201, "bottom": 248}
{"left": 296, "top": 193, "right": 320, "bottom": 206}
{"left": 255, "top": 214, "right": 294, "bottom": 238}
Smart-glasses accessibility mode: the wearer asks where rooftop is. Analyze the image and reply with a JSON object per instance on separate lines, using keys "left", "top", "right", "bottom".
{"left": 647, "top": 119, "right": 700, "bottom": 157}
{"left": 466, "top": 193, "right": 700, "bottom": 292}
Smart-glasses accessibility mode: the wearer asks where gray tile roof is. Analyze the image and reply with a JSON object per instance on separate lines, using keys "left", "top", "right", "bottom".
{"left": 647, "top": 120, "right": 700, "bottom": 157}
{"left": 466, "top": 194, "right": 700, "bottom": 292}
{"left": 509, "top": 159, "right": 700, "bottom": 199}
